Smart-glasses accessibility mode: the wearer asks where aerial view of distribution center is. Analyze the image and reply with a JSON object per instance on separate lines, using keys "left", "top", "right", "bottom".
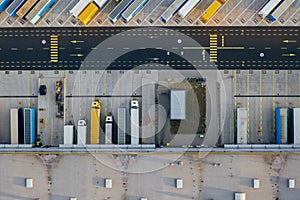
{"left": 0, "top": 0, "right": 299, "bottom": 199}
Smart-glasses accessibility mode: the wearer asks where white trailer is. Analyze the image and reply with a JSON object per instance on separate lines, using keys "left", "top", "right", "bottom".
{"left": 237, "top": 108, "right": 248, "bottom": 144}
{"left": 70, "top": 0, "right": 92, "bottom": 18}
{"left": 64, "top": 125, "right": 74, "bottom": 145}
{"left": 131, "top": 100, "right": 139, "bottom": 145}
{"left": 105, "top": 116, "right": 113, "bottom": 144}
{"left": 105, "top": 178, "right": 112, "bottom": 188}
{"left": 77, "top": 120, "right": 87, "bottom": 145}
{"left": 178, "top": 0, "right": 201, "bottom": 18}
{"left": 258, "top": 0, "right": 282, "bottom": 18}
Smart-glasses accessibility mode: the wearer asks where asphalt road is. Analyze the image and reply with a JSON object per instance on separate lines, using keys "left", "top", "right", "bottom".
{"left": 0, "top": 26, "right": 298, "bottom": 70}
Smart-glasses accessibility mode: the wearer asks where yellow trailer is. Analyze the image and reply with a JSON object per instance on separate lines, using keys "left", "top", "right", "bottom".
{"left": 90, "top": 100, "right": 100, "bottom": 144}
{"left": 201, "top": 0, "right": 226, "bottom": 23}
{"left": 78, "top": 2, "right": 99, "bottom": 25}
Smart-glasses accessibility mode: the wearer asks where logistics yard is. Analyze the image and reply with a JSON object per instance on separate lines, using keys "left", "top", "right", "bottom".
{"left": 0, "top": 0, "right": 300, "bottom": 199}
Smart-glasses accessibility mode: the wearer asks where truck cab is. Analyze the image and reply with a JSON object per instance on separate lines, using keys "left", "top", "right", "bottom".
{"left": 91, "top": 100, "right": 100, "bottom": 108}
{"left": 131, "top": 100, "right": 139, "bottom": 109}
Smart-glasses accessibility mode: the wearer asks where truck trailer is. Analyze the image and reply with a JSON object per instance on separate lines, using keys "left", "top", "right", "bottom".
{"left": 10, "top": 108, "right": 23, "bottom": 144}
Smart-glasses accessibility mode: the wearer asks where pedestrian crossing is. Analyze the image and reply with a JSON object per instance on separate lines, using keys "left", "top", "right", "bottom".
{"left": 210, "top": 34, "right": 218, "bottom": 62}
{"left": 50, "top": 35, "right": 59, "bottom": 63}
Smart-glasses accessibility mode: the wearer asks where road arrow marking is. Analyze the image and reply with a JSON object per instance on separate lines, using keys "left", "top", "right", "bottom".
{"left": 283, "top": 40, "right": 296, "bottom": 43}
{"left": 282, "top": 53, "right": 296, "bottom": 57}
{"left": 70, "top": 40, "right": 84, "bottom": 44}
{"left": 70, "top": 54, "right": 84, "bottom": 57}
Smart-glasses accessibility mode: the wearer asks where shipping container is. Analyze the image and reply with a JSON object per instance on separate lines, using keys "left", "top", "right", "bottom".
{"left": 130, "top": 100, "right": 139, "bottom": 145}
{"left": 121, "top": 0, "right": 148, "bottom": 23}
{"left": 234, "top": 193, "right": 246, "bottom": 200}
{"left": 178, "top": 0, "right": 201, "bottom": 18}
{"left": 90, "top": 100, "right": 100, "bottom": 144}
{"left": 200, "top": 0, "right": 226, "bottom": 23}
{"left": 258, "top": 0, "right": 282, "bottom": 19}
{"left": 268, "top": 0, "right": 295, "bottom": 21}
{"left": 253, "top": 179, "right": 260, "bottom": 189}
{"left": 118, "top": 107, "right": 126, "bottom": 144}
{"left": 105, "top": 116, "right": 113, "bottom": 144}
{"left": 161, "top": 0, "right": 187, "bottom": 23}
{"left": 170, "top": 90, "right": 186, "bottom": 120}
{"left": 25, "top": 178, "right": 33, "bottom": 188}
{"left": 105, "top": 178, "right": 112, "bottom": 188}
{"left": 24, "top": 108, "right": 35, "bottom": 144}
{"left": 10, "top": 108, "right": 23, "bottom": 144}
{"left": 0, "top": 0, "right": 13, "bottom": 12}
{"left": 16, "top": 0, "right": 38, "bottom": 18}
{"left": 77, "top": 120, "right": 87, "bottom": 145}
{"left": 6, "top": 0, "right": 26, "bottom": 17}
{"left": 70, "top": 0, "right": 91, "bottom": 18}
{"left": 237, "top": 108, "right": 248, "bottom": 144}
{"left": 108, "top": 0, "right": 134, "bottom": 23}
{"left": 288, "top": 179, "right": 295, "bottom": 188}
{"left": 78, "top": 2, "right": 99, "bottom": 25}
{"left": 176, "top": 178, "right": 183, "bottom": 188}
{"left": 64, "top": 125, "right": 74, "bottom": 145}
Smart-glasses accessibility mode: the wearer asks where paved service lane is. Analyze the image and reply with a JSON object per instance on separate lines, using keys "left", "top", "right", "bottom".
{"left": 0, "top": 27, "right": 299, "bottom": 70}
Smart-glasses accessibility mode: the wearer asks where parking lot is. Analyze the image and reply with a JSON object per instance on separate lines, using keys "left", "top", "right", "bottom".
{"left": 0, "top": 0, "right": 299, "bottom": 27}
{"left": 1, "top": 152, "right": 300, "bottom": 199}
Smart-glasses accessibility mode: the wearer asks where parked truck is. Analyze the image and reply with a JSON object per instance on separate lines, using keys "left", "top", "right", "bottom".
{"left": 105, "top": 116, "right": 113, "bottom": 144}
{"left": 77, "top": 120, "right": 87, "bottom": 145}
{"left": 90, "top": 100, "right": 100, "bottom": 144}
{"left": 130, "top": 100, "right": 139, "bottom": 145}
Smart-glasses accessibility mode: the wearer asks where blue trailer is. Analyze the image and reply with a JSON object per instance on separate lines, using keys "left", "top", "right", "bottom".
{"left": 0, "top": 0, "right": 13, "bottom": 12}
{"left": 24, "top": 108, "right": 35, "bottom": 144}
{"left": 6, "top": 0, "right": 26, "bottom": 17}
{"left": 275, "top": 107, "right": 281, "bottom": 144}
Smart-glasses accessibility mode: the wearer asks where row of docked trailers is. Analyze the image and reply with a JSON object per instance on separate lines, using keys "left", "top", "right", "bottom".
{"left": 276, "top": 107, "right": 300, "bottom": 144}
{"left": 237, "top": 107, "right": 300, "bottom": 144}
{"left": 10, "top": 108, "right": 35, "bottom": 145}
{"left": 0, "top": 0, "right": 55, "bottom": 24}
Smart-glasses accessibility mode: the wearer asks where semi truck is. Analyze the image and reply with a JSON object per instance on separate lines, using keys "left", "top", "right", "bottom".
{"left": 178, "top": 0, "right": 201, "bottom": 18}
{"left": 90, "top": 100, "right": 100, "bottom": 144}
{"left": 78, "top": 2, "right": 99, "bottom": 25}
{"left": 268, "top": 0, "right": 295, "bottom": 22}
{"left": 77, "top": 120, "right": 87, "bottom": 145}
{"left": 258, "top": 0, "right": 282, "bottom": 19}
{"left": 105, "top": 116, "right": 113, "bottom": 144}
{"left": 130, "top": 100, "right": 139, "bottom": 145}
